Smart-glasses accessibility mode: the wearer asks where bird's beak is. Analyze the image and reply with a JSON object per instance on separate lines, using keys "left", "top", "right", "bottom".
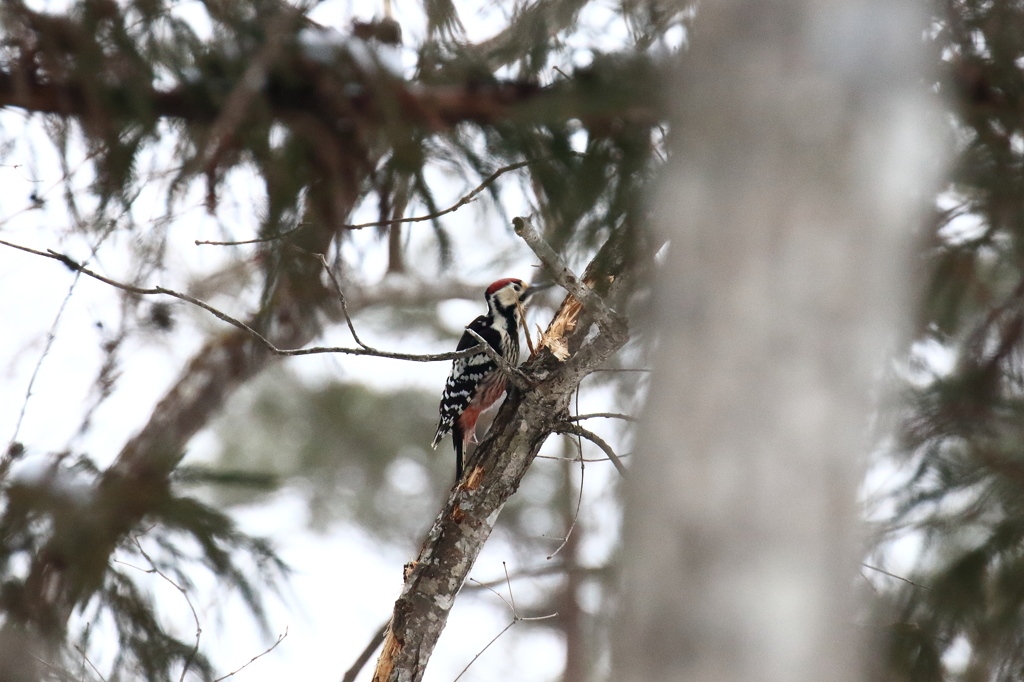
{"left": 519, "top": 282, "right": 553, "bottom": 302}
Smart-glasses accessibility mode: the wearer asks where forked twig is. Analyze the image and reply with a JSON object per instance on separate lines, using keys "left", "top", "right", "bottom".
{"left": 454, "top": 561, "right": 557, "bottom": 682}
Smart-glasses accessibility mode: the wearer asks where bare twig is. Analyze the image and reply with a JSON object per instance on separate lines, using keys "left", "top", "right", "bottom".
{"left": 311, "top": 251, "right": 369, "bottom": 349}
{"left": 453, "top": 563, "right": 558, "bottom": 682}
{"left": 0, "top": 237, "right": 496, "bottom": 365}
{"left": 5, "top": 218, "right": 118, "bottom": 472}
{"left": 119, "top": 538, "right": 202, "bottom": 682}
{"left": 567, "top": 412, "right": 637, "bottom": 423}
{"left": 342, "top": 621, "right": 389, "bottom": 682}
{"left": 213, "top": 628, "right": 289, "bottom": 682}
{"left": 517, "top": 300, "right": 536, "bottom": 357}
{"left": 465, "top": 563, "right": 606, "bottom": 591}
{"left": 31, "top": 653, "right": 88, "bottom": 682}
{"left": 195, "top": 223, "right": 307, "bottom": 246}
{"left": 72, "top": 645, "right": 108, "bottom": 682}
{"left": 861, "top": 563, "right": 931, "bottom": 590}
{"left": 554, "top": 422, "right": 628, "bottom": 478}
{"left": 546, "top": 436, "right": 585, "bottom": 560}
{"left": 589, "top": 368, "right": 652, "bottom": 373}
{"left": 503, "top": 562, "right": 517, "bottom": 615}
{"left": 535, "top": 453, "right": 632, "bottom": 463}
{"left": 342, "top": 159, "right": 546, "bottom": 230}
{"left": 467, "top": 579, "right": 515, "bottom": 613}
{"left": 6, "top": 269, "right": 81, "bottom": 454}
{"left": 197, "top": 159, "right": 553, "bottom": 246}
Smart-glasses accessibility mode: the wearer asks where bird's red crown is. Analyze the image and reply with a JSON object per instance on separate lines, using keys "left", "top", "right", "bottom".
{"left": 485, "top": 278, "right": 525, "bottom": 296}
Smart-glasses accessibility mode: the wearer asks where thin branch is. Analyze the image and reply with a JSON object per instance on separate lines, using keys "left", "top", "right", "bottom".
{"left": 0, "top": 237, "right": 493, "bottom": 365}
{"left": 465, "top": 328, "right": 532, "bottom": 390}
{"left": 212, "top": 628, "right": 289, "bottom": 682}
{"left": 554, "top": 422, "right": 628, "bottom": 478}
{"left": 589, "top": 368, "right": 652, "bottom": 373}
{"left": 547, "top": 436, "right": 585, "bottom": 561}
{"left": 454, "top": 564, "right": 558, "bottom": 682}
{"left": 195, "top": 223, "right": 307, "bottom": 246}
{"left": 567, "top": 412, "right": 637, "bottom": 422}
{"left": 451, "top": 621, "right": 515, "bottom": 682}
{"left": 339, "top": 159, "right": 541, "bottom": 230}
{"left": 31, "top": 652, "right": 88, "bottom": 682}
{"left": 5, "top": 217, "right": 118, "bottom": 472}
{"left": 6, "top": 268, "right": 81, "bottom": 453}
{"left": 197, "top": 159, "right": 554, "bottom": 246}
{"left": 467, "top": 579, "right": 516, "bottom": 614}
{"left": 465, "top": 563, "right": 606, "bottom": 591}
{"left": 535, "top": 452, "right": 631, "bottom": 463}
{"left": 861, "top": 563, "right": 931, "bottom": 590}
{"left": 517, "top": 299, "right": 536, "bottom": 356}
{"left": 122, "top": 538, "right": 202, "bottom": 682}
{"left": 311, "top": 250, "right": 369, "bottom": 349}
{"left": 71, "top": 645, "right": 108, "bottom": 682}
{"left": 341, "top": 622, "right": 389, "bottom": 682}
{"left": 503, "top": 562, "right": 517, "bottom": 615}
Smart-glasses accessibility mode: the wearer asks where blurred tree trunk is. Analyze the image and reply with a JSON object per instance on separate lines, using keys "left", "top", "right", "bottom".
{"left": 614, "top": 1, "right": 938, "bottom": 681}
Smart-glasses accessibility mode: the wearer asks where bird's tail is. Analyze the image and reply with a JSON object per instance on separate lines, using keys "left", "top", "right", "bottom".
{"left": 431, "top": 425, "right": 445, "bottom": 450}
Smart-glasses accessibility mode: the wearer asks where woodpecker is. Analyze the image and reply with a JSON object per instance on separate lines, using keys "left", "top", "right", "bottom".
{"left": 432, "top": 278, "right": 531, "bottom": 480}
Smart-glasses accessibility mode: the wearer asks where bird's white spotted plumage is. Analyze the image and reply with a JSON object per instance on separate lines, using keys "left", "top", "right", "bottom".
{"left": 432, "top": 279, "right": 528, "bottom": 479}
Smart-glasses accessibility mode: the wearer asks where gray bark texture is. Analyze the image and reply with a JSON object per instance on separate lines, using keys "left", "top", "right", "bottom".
{"left": 372, "top": 218, "right": 630, "bottom": 682}
{"left": 614, "top": 1, "right": 939, "bottom": 681}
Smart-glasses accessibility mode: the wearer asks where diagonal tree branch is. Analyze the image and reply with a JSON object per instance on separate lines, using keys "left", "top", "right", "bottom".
{"left": 369, "top": 219, "right": 628, "bottom": 682}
